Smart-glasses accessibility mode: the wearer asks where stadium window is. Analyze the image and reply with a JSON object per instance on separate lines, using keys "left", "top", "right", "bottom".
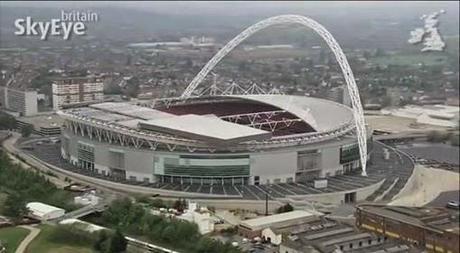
{"left": 349, "top": 243, "right": 353, "bottom": 249}
{"left": 359, "top": 241, "right": 362, "bottom": 247}
{"left": 368, "top": 239, "right": 372, "bottom": 245}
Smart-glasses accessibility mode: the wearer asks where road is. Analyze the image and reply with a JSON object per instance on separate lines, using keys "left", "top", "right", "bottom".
{"left": 15, "top": 225, "right": 40, "bottom": 253}
{"left": 426, "top": 191, "right": 460, "bottom": 207}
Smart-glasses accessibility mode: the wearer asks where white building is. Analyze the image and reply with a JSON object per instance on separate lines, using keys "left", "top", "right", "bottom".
{"left": 177, "top": 202, "right": 214, "bottom": 234}
{"left": 261, "top": 227, "right": 283, "bottom": 245}
{"left": 26, "top": 202, "right": 65, "bottom": 221}
{"left": 74, "top": 191, "right": 100, "bottom": 206}
{"left": 239, "top": 210, "right": 319, "bottom": 239}
{"left": 382, "top": 104, "right": 459, "bottom": 128}
{"left": 52, "top": 76, "right": 104, "bottom": 110}
{"left": 0, "top": 87, "right": 38, "bottom": 116}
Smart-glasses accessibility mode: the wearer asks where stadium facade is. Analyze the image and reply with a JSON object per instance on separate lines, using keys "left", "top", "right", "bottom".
{"left": 58, "top": 94, "right": 372, "bottom": 186}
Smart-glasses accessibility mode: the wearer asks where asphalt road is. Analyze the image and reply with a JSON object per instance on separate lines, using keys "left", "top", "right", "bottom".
{"left": 426, "top": 191, "right": 460, "bottom": 207}
{"left": 397, "top": 142, "right": 459, "bottom": 165}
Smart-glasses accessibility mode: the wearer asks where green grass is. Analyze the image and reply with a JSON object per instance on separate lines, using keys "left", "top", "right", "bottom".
{"left": 0, "top": 192, "right": 7, "bottom": 215}
{"left": 370, "top": 52, "right": 449, "bottom": 67}
{"left": 25, "top": 225, "right": 93, "bottom": 253}
{"left": 0, "top": 226, "right": 30, "bottom": 253}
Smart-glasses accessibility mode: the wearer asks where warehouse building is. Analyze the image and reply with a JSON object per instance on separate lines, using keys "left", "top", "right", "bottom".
{"left": 355, "top": 204, "right": 459, "bottom": 253}
{"left": 238, "top": 210, "right": 318, "bottom": 239}
{"left": 26, "top": 202, "right": 66, "bottom": 221}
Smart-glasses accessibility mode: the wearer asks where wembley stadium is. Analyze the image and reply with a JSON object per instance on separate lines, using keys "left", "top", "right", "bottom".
{"left": 19, "top": 15, "right": 415, "bottom": 203}
{"left": 58, "top": 94, "right": 372, "bottom": 186}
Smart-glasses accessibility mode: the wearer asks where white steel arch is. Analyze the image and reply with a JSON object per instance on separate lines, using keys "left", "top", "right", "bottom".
{"left": 181, "top": 14, "right": 368, "bottom": 176}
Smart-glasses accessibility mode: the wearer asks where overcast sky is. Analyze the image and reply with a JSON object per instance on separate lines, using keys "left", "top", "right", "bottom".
{"left": 2, "top": 1, "right": 458, "bottom": 16}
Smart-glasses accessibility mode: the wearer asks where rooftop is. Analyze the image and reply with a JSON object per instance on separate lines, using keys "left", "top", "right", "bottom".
{"left": 357, "top": 205, "right": 459, "bottom": 234}
{"left": 281, "top": 217, "right": 413, "bottom": 253}
{"left": 240, "top": 210, "right": 317, "bottom": 230}
{"left": 18, "top": 114, "right": 64, "bottom": 129}
{"left": 139, "top": 114, "right": 271, "bottom": 143}
{"left": 26, "top": 202, "right": 65, "bottom": 215}
{"left": 231, "top": 95, "right": 354, "bottom": 132}
{"left": 90, "top": 102, "right": 173, "bottom": 120}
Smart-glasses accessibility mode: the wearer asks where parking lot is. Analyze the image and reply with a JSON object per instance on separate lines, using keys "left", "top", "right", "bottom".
{"left": 396, "top": 142, "right": 459, "bottom": 172}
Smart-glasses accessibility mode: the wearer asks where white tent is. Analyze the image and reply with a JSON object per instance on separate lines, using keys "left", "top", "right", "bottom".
{"left": 26, "top": 202, "right": 65, "bottom": 221}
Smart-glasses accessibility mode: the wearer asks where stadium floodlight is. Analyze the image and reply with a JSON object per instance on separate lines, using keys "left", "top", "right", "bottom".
{"left": 181, "top": 14, "right": 368, "bottom": 176}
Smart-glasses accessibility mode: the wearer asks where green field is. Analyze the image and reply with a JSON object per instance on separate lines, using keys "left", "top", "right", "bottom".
{"left": 0, "top": 226, "right": 30, "bottom": 253}
{"left": 370, "top": 53, "right": 449, "bottom": 67}
{"left": 25, "top": 225, "right": 93, "bottom": 253}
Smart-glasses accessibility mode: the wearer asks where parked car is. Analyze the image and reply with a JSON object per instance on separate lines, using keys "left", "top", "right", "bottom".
{"left": 446, "top": 201, "right": 460, "bottom": 209}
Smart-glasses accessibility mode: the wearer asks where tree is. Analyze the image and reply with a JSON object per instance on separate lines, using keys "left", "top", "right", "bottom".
{"left": 93, "top": 230, "right": 108, "bottom": 251}
{"left": 427, "top": 130, "right": 447, "bottom": 143}
{"left": 276, "top": 203, "right": 294, "bottom": 214}
{"left": 3, "top": 193, "right": 28, "bottom": 220}
{"left": 21, "top": 125, "right": 33, "bottom": 137}
{"left": 161, "top": 225, "right": 177, "bottom": 243}
{"left": 0, "top": 113, "right": 16, "bottom": 130}
{"left": 107, "top": 229, "right": 127, "bottom": 253}
{"left": 173, "top": 198, "right": 187, "bottom": 212}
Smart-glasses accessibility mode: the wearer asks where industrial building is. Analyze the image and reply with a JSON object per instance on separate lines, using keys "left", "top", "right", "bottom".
{"left": 355, "top": 204, "right": 459, "bottom": 253}
{"left": 236, "top": 210, "right": 414, "bottom": 253}
{"left": 52, "top": 76, "right": 104, "bottom": 110}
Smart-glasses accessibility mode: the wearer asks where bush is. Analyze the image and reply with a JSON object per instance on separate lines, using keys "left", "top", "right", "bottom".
{"left": 0, "top": 113, "right": 16, "bottom": 130}
{"left": 100, "top": 198, "right": 241, "bottom": 253}
{"left": 0, "top": 150, "right": 77, "bottom": 218}
{"left": 427, "top": 130, "right": 448, "bottom": 143}
{"left": 276, "top": 203, "right": 294, "bottom": 214}
{"left": 20, "top": 125, "right": 33, "bottom": 137}
{"left": 49, "top": 224, "right": 97, "bottom": 246}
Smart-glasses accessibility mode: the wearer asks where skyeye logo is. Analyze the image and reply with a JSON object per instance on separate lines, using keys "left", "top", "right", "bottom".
{"left": 14, "top": 10, "right": 98, "bottom": 40}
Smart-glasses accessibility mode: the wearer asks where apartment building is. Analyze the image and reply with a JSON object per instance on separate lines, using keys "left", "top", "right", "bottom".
{"left": 52, "top": 76, "right": 104, "bottom": 110}
{"left": 0, "top": 86, "right": 38, "bottom": 116}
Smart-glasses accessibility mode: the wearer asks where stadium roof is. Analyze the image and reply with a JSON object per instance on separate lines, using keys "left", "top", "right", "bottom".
{"left": 90, "top": 102, "right": 173, "bottom": 120}
{"left": 139, "top": 114, "right": 271, "bottom": 143}
{"left": 231, "top": 95, "right": 353, "bottom": 132}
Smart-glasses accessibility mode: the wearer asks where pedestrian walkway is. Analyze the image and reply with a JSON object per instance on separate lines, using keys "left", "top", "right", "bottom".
{"left": 15, "top": 225, "right": 40, "bottom": 253}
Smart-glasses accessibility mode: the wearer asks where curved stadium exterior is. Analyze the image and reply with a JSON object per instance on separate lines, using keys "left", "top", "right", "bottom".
{"left": 58, "top": 94, "right": 372, "bottom": 187}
